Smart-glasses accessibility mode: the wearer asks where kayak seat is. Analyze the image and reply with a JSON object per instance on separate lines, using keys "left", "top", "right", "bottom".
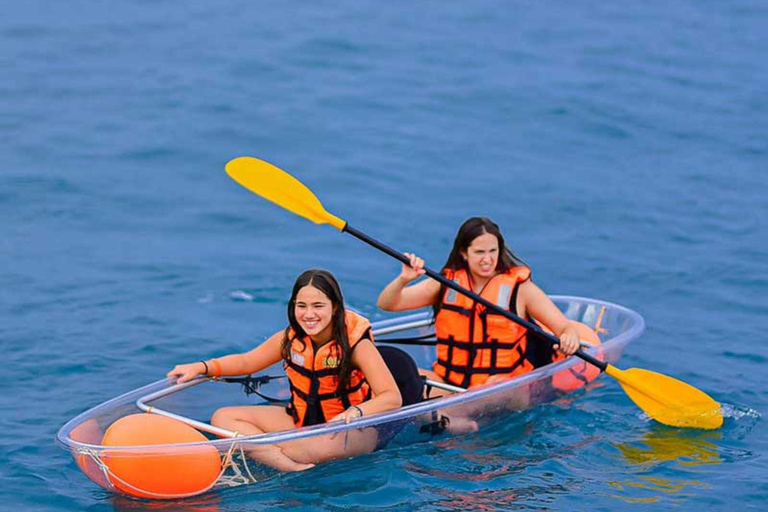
{"left": 377, "top": 345, "right": 424, "bottom": 407}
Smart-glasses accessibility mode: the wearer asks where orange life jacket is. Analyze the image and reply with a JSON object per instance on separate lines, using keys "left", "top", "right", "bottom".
{"left": 433, "top": 267, "right": 534, "bottom": 388}
{"left": 283, "top": 310, "right": 372, "bottom": 427}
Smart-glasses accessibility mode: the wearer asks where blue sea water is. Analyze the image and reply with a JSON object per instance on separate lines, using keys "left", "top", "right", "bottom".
{"left": 2, "top": 1, "right": 767, "bottom": 510}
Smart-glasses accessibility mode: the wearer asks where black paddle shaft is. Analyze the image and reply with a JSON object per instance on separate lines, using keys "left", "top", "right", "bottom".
{"left": 343, "top": 224, "right": 607, "bottom": 372}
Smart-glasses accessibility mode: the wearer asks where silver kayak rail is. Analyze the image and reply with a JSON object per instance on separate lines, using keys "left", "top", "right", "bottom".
{"left": 136, "top": 378, "right": 238, "bottom": 438}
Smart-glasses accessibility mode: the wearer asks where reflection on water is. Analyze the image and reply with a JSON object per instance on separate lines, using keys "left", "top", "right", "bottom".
{"left": 400, "top": 418, "right": 537, "bottom": 482}
{"left": 607, "top": 476, "right": 711, "bottom": 504}
{"left": 432, "top": 484, "right": 567, "bottom": 512}
{"left": 404, "top": 459, "right": 518, "bottom": 483}
{"left": 111, "top": 492, "right": 221, "bottom": 512}
{"left": 402, "top": 447, "right": 521, "bottom": 483}
{"left": 607, "top": 427, "right": 721, "bottom": 504}
{"left": 614, "top": 427, "right": 722, "bottom": 467}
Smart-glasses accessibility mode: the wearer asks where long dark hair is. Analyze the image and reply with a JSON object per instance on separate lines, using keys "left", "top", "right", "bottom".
{"left": 281, "top": 269, "right": 353, "bottom": 394}
{"left": 433, "top": 217, "right": 528, "bottom": 317}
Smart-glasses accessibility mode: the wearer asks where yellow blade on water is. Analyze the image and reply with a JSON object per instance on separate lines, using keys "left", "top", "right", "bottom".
{"left": 225, "top": 157, "right": 347, "bottom": 231}
{"left": 605, "top": 366, "right": 723, "bottom": 429}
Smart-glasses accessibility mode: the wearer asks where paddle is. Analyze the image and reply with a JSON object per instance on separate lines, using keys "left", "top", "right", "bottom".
{"left": 225, "top": 156, "right": 724, "bottom": 430}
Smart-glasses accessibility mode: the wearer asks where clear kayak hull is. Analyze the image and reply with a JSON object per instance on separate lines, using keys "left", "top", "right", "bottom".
{"left": 57, "top": 296, "right": 644, "bottom": 499}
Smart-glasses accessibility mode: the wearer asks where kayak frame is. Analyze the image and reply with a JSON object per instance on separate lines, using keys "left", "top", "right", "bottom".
{"left": 57, "top": 295, "right": 645, "bottom": 453}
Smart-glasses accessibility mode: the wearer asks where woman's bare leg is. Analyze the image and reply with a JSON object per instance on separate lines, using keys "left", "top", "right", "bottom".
{"left": 280, "top": 427, "right": 379, "bottom": 465}
{"left": 211, "top": 405, "right": 314, "bottom": 472}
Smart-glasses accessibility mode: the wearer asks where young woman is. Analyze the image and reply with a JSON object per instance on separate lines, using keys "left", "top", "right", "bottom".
{"left": 377, "top": 217, "right": 581, "bottom": 395}
{"left": 168, "top": 269, "right": 402, "bottom": 471}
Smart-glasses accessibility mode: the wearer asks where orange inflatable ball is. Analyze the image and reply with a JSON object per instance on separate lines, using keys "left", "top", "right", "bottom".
{"left": 541, "top": 321, "right": 603, "bottom": 392}
{"left": 102, "top": 414, "right": 221, "bottom": 499}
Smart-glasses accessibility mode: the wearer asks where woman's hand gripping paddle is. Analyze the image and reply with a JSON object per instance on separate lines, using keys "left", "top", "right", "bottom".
{"left": 225, "top": 156, "right": 723, "bottom": 430}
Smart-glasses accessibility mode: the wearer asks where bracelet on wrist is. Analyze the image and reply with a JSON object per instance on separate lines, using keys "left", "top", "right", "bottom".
{"left": 210, "top": 358, "right": 222, "bottom": 378}
{"left": 351, "top": 405, "right": 363, "bottom": 418}
{"left": 200, "top": 360, "right": 209, "bottom": 376}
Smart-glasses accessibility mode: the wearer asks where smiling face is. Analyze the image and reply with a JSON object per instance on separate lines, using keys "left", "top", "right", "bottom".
{"left": 461, "top": 232, "right": 500, "bottom": 281}
{"left": 294, "top": 284, "right": 335, "bottom": 343}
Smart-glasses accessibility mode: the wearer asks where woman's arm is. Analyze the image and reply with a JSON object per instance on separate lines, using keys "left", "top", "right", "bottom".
{"left": 330, "top": 339, "right": 402, "bottom": 422}
{"left": 377, "top": 253, "right": 441, "bottom": 311}
{"left": 518, "top": 280, "right": 580, "bottom": 355}
{"left": 167, "top": 330, "right": 285, "bottom": 383}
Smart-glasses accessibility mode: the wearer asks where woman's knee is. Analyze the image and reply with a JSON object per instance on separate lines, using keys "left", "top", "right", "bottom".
{"left": 211, "top": 406, "right": 242, "bottom": 428}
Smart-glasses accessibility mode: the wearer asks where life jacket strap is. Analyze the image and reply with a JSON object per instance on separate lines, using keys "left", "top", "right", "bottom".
{"left": 435, "top": 336, "right": 525, "bottom": 349}
{"left": 435, "top": 345, "right": 528, "bottom": 376}
{"left": 440, "top": 303, "right": 472, "bottom": 317}
{"left": 288, "top": 376, "right": 368, "bottom": 403}
{"left": 284, "top": 359, "right": 340, "bottom": 378}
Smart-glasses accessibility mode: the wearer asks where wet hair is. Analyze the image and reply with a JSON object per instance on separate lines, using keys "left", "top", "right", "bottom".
{"left": 433, "top": 217, "right": 527, "bottom": 318}
{"left": 281, "top": 269, "right": 353, "bottom": 394}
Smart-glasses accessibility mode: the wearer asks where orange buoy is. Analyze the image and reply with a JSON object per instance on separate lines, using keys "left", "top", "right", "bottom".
{"left": 102, "top": 414, "right": 221, "bottom": 499}
{"left": 542, "top": 321, "right": 603, "bottom": 392}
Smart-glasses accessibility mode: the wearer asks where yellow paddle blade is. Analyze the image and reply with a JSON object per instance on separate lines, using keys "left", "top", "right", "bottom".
{"left": 225, "top": 156, "right": 346, "bottom": 231}
{"left": 605, "top": 366, "right": 723, "bottom": 429}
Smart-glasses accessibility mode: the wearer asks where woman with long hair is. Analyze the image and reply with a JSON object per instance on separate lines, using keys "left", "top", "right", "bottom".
{"left": 378, "top": 217, "right": 580, "bottom": 395}
{"left": 169, "top": 269, "right": 402, "bottom": 471}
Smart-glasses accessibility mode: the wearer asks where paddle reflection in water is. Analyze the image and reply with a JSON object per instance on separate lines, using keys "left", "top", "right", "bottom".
{"left": 606, "top": 427, "right": 721, "bottom": 505}
{"left": 607, "top": 476, "right": 711, "bottom": 505}
{"left": 614, "top": 427, "right": 722, "bottom": 467}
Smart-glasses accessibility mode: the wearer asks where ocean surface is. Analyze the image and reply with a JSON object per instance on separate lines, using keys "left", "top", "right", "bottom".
{"left": 2, "top": 1, "right": 766, "bottom": 511}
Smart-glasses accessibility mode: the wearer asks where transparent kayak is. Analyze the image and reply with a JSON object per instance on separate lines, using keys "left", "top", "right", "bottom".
{"left": 56, "top": 295, "right": 645, "bottom": 499}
